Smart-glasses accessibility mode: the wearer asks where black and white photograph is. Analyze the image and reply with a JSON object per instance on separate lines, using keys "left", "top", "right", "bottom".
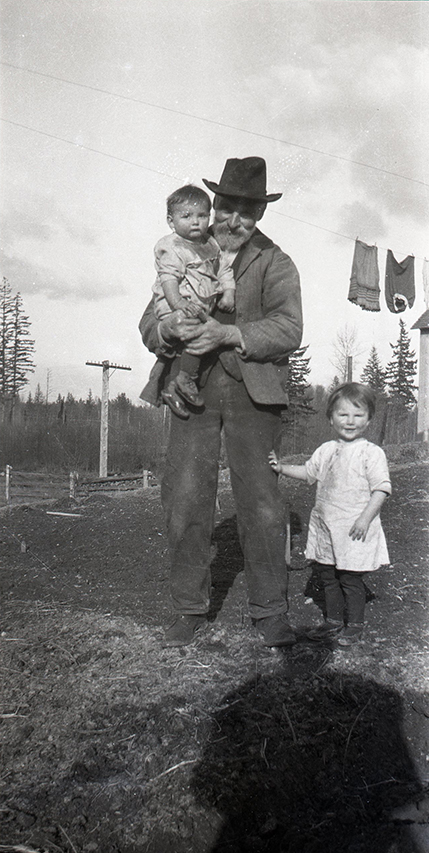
{"left": 1, "top": 1, "right": 428, "bottom": 851}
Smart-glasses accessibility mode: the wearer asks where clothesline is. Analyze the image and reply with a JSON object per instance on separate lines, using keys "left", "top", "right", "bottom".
{"left": 273, "top": 210, "right": 427, "bottom": 262}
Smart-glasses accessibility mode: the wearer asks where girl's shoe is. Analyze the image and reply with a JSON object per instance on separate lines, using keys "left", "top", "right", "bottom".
{"left": 337, "top": 624, "right": 364, "bottom": 646}
{"left": 306, "top": 621, "right": 343, "bottom": 641}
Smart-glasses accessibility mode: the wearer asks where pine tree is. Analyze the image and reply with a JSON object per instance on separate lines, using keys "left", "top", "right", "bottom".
{"left": 282, "top": 346, "right": 314, "bottom": 451}
{"left": 9, "top": 293, "right": 35, "bottom": 397}
{"left": 34, "top": 383, "right": 45, "bottom": 404}
{"left": 385, "top": 319, "right": 417, "bottom": 408}
{"left": 85, "top": 389, "right": 96, "bottom": 408}
{"left": 287, "top": 345, "right": 313, "bottom": 414}
{"left": 0, "top": 277, "right": 14, "bottom": 398}
{"left": 0, "top": 278, "right": 35, "bottom": 399}
{"left": 360, "top": 346, "right": 386, "bottom": 393}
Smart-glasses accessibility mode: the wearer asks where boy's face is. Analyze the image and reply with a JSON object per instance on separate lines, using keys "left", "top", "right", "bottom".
{"left": 330, "top": 398, "right": 370, "bottom": 442}
{"left": 167, "top": 199, "right": 210, "bottom": 242}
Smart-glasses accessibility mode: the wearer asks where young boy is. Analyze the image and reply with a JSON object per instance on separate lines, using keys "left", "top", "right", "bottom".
{"left": 152, "top": 184, "right": 236, "bottom": 417}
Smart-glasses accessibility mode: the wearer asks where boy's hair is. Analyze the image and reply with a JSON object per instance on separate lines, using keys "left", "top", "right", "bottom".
{"left": 326, "top": 382, "right": 376, "bottom": 421}
{"left": 167, "top": 185, "right": 211, "bottom": 217}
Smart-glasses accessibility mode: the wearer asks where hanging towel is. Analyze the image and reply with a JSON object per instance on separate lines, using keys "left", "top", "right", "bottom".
{"left": 348, "top": 239, "right": 380, "bottom": 311}
{"left": 385, "top": 250, "right": 415, "bottom": 313}
{"left": 423, "top": 259, "right": 429, "bottom": 309}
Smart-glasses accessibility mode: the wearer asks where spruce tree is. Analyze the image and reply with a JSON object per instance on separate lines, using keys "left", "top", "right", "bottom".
{"left": 328, "top": 375, "right": 341, "bottom": 392}
{"left": 34, "top": 383, "right": 45, "bottom": 404}
{"left": 385, "top": 319, "right": 417, "bottom": 408}
{"left": 360, "top": 346, "right": 386, "bottom": 393}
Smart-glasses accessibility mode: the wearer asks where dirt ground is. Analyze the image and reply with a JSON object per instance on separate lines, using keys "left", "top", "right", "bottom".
{"left": 0, "top": 457, "right": 428, "bottom": 853}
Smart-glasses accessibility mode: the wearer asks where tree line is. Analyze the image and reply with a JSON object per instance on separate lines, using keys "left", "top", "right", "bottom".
{"left": 0, "top": 391, "right": 167, "bottom": 476}
{"left": 0, "top": 278, "right": 419, "bottom": 476}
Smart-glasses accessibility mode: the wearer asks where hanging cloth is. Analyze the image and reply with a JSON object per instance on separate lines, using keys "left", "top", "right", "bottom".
{"left": 384, "top": 250, "right": 415, "bottom": 313}
{"left": 423, "top": 258, "right": 429, "bottom": 309}
{"left": 348, "top": 239, "right": 380, "bottom": 311}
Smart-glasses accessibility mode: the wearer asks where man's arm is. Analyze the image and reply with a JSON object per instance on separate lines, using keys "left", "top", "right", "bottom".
{"left": 239, "top": 249, "right": 302, "bottom": 362}
{"left": 139, "top": 243, "right": 302, "bottom": 361}
{"left": 186, "top": 245, "right": 303, "bottom": 361}
{"left": 139, "top": 298, "right": 212, "bottom": 357}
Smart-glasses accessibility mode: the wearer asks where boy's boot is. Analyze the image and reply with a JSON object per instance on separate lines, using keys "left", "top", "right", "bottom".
{"left": 175, "top": 371, "right": 204, "bottom": 407}
{"left": 161, "top": 382, "right": 189, "bottom": 419}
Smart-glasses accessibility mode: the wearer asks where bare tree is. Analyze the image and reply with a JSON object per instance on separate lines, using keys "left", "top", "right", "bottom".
{"left": 330, "top": 325, "right": 364, "bottom": 382}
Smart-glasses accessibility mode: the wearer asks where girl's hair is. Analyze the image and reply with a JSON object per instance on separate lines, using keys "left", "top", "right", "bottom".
{"left": 167, "top": 185, "right": 211, "bottom": 217}
{"left": 326, "top": 382, "right": 376, "bottom": 420}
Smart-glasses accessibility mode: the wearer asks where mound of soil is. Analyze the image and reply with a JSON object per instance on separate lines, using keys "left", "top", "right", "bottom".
{"left": 0, "top": 461, "right": 428, "bottom": 853}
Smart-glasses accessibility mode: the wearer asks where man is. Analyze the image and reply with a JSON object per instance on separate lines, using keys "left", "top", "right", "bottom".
{"left": 139, "top": 157, "right": 303, "bottom": 647}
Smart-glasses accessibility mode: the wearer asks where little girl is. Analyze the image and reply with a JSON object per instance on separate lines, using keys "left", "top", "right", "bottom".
{"left": 152, "top": 184, "right": 236, "bottom": 418}
{"left": 269, "top": 383, "right": 391, "bottom": 646}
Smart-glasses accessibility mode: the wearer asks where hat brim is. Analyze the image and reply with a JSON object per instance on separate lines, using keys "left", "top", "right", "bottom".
{"left": 202, "top": 179, "right": 282, "bottom": 203}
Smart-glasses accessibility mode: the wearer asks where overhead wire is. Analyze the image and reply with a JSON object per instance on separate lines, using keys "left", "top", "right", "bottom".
{"left": 1, "top": 60, "right": 428, "bottom": 187}
{"left": 1, "top": 118, "right": 427, "bottom": 261}
{"left": 1, "top": 117, "right": 179, "bottom": 181}
{"left": 1, "top": 63, "right": 427, "bottom": 260}
{"left": 271, "top": 210, "right": 427, "bottom": 261}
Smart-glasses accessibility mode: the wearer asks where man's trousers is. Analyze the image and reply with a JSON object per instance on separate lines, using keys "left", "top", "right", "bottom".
{"left": 161, "top": 360, "right": 289, "bottom": 620}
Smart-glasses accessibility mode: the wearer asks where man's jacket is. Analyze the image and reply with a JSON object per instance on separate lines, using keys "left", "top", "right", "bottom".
{"left": 139, "top": 227, "right": 303, "bottom": 407}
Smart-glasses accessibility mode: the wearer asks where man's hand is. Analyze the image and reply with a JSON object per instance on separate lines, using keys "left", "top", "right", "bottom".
{"left": 159, "top": 312, "right": 242, "bottom": 354}
{"left": 184, "top": 318, "right": 242, "bottom": 354}
{"left": 159, "top": 310, "right": 204, "bottom": 345}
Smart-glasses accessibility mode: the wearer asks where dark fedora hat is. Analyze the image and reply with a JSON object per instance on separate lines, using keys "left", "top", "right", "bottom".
{"left": 202, "top": 157, "right": 282, "bottom": 203}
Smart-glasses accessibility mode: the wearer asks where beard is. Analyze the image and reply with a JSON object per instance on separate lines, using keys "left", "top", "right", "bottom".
{"left": 212, "top": 219, "right": 256, "bottom": 252}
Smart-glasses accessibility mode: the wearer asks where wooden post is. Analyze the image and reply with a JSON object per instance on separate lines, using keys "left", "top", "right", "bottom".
{"left": 5, "top": 464, "right": 11, "bottom": 504}
{"left": 86, "top": 360, "right": 131, "bottom": 478}
{"left": 285, "top": 503, "right": 291, "bottom": 566}
{"left": 69, "top": 471, "right": 78, "bottom": 499}
{"left": 347, "top": 356, "right": 353, "bottom": 382}
{"left": 411, "top": 311, "right": 429, "bottom": 441}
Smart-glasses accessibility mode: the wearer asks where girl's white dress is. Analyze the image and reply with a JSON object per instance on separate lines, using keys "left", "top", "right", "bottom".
{"left": 304, "top": 438, "right": 391, "bottom": 572}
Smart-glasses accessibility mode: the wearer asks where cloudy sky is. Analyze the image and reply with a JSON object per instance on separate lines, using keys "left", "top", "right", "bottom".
{"left": 1, "top": 0, "right": 428, "bottom": 404}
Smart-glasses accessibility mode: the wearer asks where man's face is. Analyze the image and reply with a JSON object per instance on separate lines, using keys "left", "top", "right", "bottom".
{"left": 212, "top": 196, "right": 265, "bottom": 251}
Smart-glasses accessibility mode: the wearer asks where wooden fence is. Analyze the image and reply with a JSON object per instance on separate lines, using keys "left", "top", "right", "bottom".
{"left": 0, "top": 468, "right": 157, "bottom": 508}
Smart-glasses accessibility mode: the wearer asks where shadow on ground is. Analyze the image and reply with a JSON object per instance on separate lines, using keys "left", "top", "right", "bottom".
{"left": 191, "top": 670, "right": 425, "bottom": 853}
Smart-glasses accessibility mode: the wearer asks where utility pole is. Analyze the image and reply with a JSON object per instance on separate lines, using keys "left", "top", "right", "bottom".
{"left": 86, "top": 360, "right": 131, "bottom": 477}
{"left": 46, "top": 368, "right": 51, "bottom": 405}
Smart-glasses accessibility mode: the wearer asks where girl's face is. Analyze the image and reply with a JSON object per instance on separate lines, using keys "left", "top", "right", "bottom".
{"left": 167, "top": 200, "right": 210, "bottom": 242}
{"left": 330, "top": 397, "right": 370, "bottom": 441}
